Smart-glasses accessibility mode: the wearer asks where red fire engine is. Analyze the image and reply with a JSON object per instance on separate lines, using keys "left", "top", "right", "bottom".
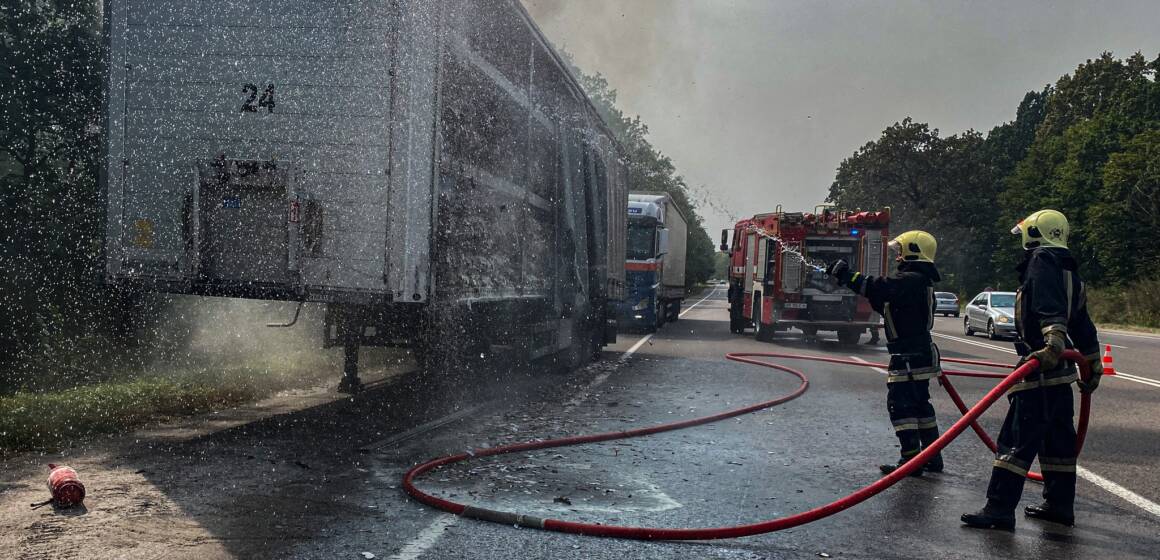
{"left": 721, "top": 206, "right": 891, "bottom": 343}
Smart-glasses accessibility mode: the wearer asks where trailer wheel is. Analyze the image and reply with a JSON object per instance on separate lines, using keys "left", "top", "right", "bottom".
{"left": 837, "top": 327, "right": 862, "bottom": 345}
{"left": 668, "top": 300, "right": 681, "bottom": 322}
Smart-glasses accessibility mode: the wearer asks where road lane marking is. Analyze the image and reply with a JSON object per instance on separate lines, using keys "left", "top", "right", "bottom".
{"left": 1100, "top": 330, "right": 1160, "bottom": 341}
{"left": 1077, "top": 466, "right": 1160, "bottom": 519}
{"left": 932, "top": 332, "right": 1018, "bottom": 355}
{"left": 388, "top": 514, "right": 458, "bottom": 560}
{"left": 849, "top": 355, "right": 888, "bottom": 375}
{"left": 679, "top": 285, "right": 720, "bottom": 318}
{"left": 1113, "top": 372, "right": 1160, "bottom": 388}
{"left": 932, "top": 333, "right": 1160, "bottom": 387}
{"left": 621, "top": 334, "right": 654, "bottom": 361}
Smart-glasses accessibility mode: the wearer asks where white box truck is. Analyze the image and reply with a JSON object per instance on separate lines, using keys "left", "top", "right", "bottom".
{"left": 621, "top": 193, "right": 687, "bottom": 331}
{"left": 101, "top": 0, "right": 628, "bottom": 390}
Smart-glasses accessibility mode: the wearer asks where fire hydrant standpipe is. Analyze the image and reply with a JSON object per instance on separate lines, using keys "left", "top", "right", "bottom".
{"left": 402, "top": 350, "right": 1092, "bottom": 540}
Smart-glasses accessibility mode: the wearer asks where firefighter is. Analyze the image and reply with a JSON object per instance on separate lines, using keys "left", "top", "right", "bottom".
{"left": 826, "top": 230, "right": 944, "bottom": 476}
{"left": 962, "top": 209, "right": 1102, "bottom": 531}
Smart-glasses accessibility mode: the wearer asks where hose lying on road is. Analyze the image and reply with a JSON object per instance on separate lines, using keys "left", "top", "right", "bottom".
{"left": 402, "top": 350, "right": 1092, "bottom": 540}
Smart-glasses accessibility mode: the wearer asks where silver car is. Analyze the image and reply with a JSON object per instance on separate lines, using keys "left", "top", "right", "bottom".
{"left": 935, "top": 292, "right": 959, "bottom": 317}
{"left": 963, "top": 291, "right": 1017, "bottom": 339}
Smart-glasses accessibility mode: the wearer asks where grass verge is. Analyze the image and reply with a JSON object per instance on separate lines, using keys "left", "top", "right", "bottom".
{"left": 0, "top": 374, "right": 264, "bottom": 455}
{"left": 1095, "top": 323, "right": 1160, "bottom": 335}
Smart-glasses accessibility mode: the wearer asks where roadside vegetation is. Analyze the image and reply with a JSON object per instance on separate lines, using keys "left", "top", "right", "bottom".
{"left": 829, "top": 52, "right": 1160, "bottom": 328}
{"left": 2, "top": 371, "right": 264, "bottom": 455}
{"left": 1087, "top": 278, "right": 1160, "bottom": 329}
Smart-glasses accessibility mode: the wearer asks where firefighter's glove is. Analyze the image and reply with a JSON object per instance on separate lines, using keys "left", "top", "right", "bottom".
{"left": 825, "top": 259, "right": 855, "bottom": 285}
{"left": 1029, "top": 327, "right": 1066, "bottom": 372}
{"left": 1077, "top": 354, "right": 1103, "bottom": 394}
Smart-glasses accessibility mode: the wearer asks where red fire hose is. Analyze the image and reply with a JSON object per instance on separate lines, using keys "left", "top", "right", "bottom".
{"left": 402, "top": 350, "right": 1092, "bottom": 540}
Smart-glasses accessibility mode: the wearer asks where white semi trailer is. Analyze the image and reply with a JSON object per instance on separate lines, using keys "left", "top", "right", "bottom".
{"left": 101, "top": 0, "right": 628, "bottom": 391}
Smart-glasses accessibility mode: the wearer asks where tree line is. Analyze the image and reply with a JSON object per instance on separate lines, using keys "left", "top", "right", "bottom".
{"left": 828, "top": 52, "right": 1160, "bottom": 321}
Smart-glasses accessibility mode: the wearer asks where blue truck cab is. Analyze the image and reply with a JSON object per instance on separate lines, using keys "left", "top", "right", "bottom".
{"left": 621, "top": 194, "right": 688, "bottom": 332}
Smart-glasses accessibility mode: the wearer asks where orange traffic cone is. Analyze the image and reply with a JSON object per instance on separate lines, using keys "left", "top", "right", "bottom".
{"left": 1101, "top": 344, "right": 1116, "bottom": 376}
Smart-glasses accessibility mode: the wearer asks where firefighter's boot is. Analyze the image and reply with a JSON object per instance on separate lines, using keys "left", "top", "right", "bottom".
{"left": 919, "top": 427, "right": 944, "bottom": 472}
{"left": 1024, "top": 502, "right": 1075, "bottom": 526}
{"left": 961, "top": 504, "right": 1016, "bottom": 531}
{"left": 879, "top": 459, "right": 923, "bottom": 477}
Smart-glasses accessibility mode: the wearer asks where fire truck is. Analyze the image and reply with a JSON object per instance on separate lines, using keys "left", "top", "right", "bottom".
{"left": 722, "top": 206, "right": 891, "bottom": 344}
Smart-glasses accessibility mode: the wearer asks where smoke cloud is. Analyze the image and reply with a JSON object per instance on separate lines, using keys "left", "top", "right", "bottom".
{"left": 522, "top": 0, "right": 1160, "bottom": 233}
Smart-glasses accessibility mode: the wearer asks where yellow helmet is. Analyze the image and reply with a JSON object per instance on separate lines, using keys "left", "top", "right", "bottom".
{"left": 889, "top": 230, "right": 937, "bottom": 263}
{"left": 1011, "top": 209, "right": 1068, "bottom": 249}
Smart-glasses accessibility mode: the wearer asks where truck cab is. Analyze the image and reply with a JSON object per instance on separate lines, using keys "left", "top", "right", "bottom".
{"left": 622, "top": 194, "right": 687, "bottom": 331}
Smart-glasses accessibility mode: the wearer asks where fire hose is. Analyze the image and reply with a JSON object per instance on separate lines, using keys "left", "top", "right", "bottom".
{"left": 402, "top": 350, "right": 1092, "bottom": 540}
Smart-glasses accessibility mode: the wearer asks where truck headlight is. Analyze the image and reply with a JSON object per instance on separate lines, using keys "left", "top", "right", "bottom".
{"left": 997, "top": 315, "right": 1010, "bottom": 324}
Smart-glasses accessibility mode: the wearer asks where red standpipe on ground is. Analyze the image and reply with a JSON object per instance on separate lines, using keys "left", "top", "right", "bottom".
{"left": 402, "top": 350, "right": 1092, "bottom": 540}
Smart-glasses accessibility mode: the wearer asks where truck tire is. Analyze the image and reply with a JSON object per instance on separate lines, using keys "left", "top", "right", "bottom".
{"left": 729, "top": 302, "right": 743, "bottom": 334}
{"left": 838, "top": 327, "right": 862, "bottom": 345}
{"left": 669, "top": 300, "right": 681, "bottom": 322}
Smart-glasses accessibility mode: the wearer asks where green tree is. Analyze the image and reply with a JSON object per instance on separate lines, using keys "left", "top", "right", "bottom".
{"left": 1, "top": 1, "right": 109, "bottom": 385}
{"left": 828, "top": 119, "right": 1000, "bottom": 294}
{"left": 999, "top": 52, "right": 1160, "bottom": 284}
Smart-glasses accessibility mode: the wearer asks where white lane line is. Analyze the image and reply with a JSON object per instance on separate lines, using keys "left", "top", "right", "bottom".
{"left": 933, "top": 333, "right": 1160, "bottom": 388}
{"left": 1101, "top": 330, "right": 1160, "bottom": 341}
{"left": 620, "top": 333, "right": 654, "bottom": 362}
{"left": 849, "top": 355, "right": 888, "bottom": 375}
{"left": 932, "top": 332, "right": 1018, "bottom": 355}
{"left": 1114, "top": 372, "right": 1160, "bottom": 388}
{"left": 389, "top": 514, "right": 458, "bottom": 560}
{"left": 679, "top": 286, "right": 720, "bottom": 318}
{"left": 617, "top": 287, "right": 714, "bottom": 366}
{"left": 1077, "top": 466, "right": 1160, "bottom": 519}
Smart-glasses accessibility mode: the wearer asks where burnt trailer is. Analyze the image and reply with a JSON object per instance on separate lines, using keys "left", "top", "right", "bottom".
{"left": 100, "top": 0, "right": 628, "bottom": 391}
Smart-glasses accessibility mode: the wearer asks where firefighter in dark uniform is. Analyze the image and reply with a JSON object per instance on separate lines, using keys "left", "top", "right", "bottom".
{"left": 962, "top": 209, "right": 1102, "bottom": 531}
{"left": 826, "top": 230, "right": 944, "bottom": 476}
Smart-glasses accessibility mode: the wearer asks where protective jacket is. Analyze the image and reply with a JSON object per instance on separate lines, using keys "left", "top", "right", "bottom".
{"left": 846, "top": 261, "right": 941, "bottom": 355}
{"left": 1011, "top": 247, "right": 1101, "bottom": 393}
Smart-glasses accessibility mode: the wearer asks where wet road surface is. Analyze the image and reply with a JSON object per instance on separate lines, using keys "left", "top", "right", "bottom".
{"left": 2, "top": 287, "right": 1158, "bottom": 559}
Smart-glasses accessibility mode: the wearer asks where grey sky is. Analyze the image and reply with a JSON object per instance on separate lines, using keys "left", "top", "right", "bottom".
{"left": 522, "top": 0, "right": 1160, "bottom": 234}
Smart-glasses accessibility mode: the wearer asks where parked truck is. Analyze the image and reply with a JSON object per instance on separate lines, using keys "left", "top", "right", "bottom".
{"left": 621, "top": 193, "right": 687, "bottom": 331}
{"left": 101, "top": 0, "right": 628, "bottom": 391}
{"left": 723, "top": 206, "right": 890, "bottom": 344}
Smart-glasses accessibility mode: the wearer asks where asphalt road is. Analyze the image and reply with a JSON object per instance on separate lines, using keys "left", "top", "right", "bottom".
{"left": 2, "top": 286, "right": 1158, "bottom": 559}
